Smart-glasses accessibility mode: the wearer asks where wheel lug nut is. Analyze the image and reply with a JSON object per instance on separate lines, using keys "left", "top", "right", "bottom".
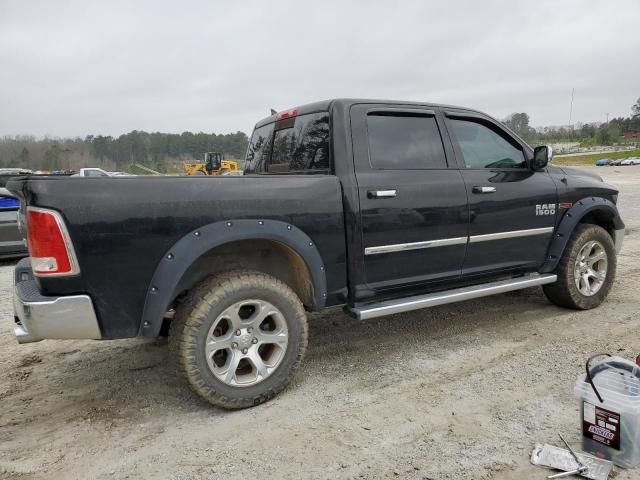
{"left": 242, "top": 348, "right": 248, "bottom": 354}
{"left": 252, "top": 338, "right": 258, "bottom": 344}
{"left": 232, "top": 342, "right": 238, "bottom": 349}
{"left": 235, "top": 329, "right": 241, "bottom": 336}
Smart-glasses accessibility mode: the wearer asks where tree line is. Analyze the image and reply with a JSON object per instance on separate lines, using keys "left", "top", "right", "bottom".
{"left": 2, "top": 97, "right": 639, "bottom": 173}
{"left": 503, "top": 97, "right": 640, "bottom": 146}
{"left": 0, "top": 130, "right": 248, "bottom": 173}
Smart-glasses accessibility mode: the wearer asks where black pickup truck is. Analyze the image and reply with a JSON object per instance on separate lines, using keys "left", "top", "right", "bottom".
{"left": 9, "top": 99, "right": 624, "bottom": 409}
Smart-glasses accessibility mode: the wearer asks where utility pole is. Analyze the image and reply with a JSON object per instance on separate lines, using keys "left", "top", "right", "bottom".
{"left": 568, "top": 88, "right": 575, "bottom": 143}
{"left": 569, "top": 88, "right": 575, "bottom": 127}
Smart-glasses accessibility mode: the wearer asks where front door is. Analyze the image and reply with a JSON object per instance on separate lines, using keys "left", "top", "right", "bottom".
{"left": 350, "top": 104, "right": 469, "bottom": 294}
{"left": 444, "top": 111, "right": 558, "bottom": 275}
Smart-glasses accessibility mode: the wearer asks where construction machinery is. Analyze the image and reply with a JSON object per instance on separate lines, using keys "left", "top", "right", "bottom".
{"left": 183, "top": 152, "right": 240, "bottom": 176}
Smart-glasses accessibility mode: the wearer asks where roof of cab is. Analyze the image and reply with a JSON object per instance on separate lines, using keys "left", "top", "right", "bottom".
{"left": 253, "top": 98, "right": 481, "bottom": 129}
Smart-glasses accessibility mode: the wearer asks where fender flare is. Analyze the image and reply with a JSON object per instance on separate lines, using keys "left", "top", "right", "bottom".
{"left": 138, "top": 219, "right": 327, "bottom": 337}
{"left": 540, "top": 196, "right": 624, "bottom": 273}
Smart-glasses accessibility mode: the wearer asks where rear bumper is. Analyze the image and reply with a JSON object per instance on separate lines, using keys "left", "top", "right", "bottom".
{"left": 13, "top": 258, "right": 102, "bottom": 344}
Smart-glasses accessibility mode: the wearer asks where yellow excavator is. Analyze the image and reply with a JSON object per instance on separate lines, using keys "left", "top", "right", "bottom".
{"left": 183, "top": 152, "right": 240, "bottom": 176}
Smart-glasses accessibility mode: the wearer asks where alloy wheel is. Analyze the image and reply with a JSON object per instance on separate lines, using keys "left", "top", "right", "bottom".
{"left": 204, "top": 299, "right": 289, "bottom": 387}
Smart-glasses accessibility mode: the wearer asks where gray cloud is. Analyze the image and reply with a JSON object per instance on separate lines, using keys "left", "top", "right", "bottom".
{"left": 1, "top": 0, "right": 639, "bottom": 137}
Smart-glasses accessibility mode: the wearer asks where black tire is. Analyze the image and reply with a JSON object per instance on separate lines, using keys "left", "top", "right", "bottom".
{"left": 543, "top": 224, "right": 616, "bottom": 310}
{"left": 169, "top": 271, "right": 308, "bottom": 409}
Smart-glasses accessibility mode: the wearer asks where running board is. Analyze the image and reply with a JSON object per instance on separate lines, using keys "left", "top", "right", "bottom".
{"left": 350, "top": 274, "right": 557, "bottom": 320}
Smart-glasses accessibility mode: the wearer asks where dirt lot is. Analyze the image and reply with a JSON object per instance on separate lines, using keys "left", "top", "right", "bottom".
{"left": 1, "top": 166, "right": 640, "bottom": 480}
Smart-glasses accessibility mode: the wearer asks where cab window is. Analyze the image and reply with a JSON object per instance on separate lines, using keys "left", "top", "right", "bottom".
{"left": 244, "top": 112, "right": 330, "bottom": 174}
{"left": 244, "top": 123, "right": 274, "bottom": 173}
{"left": 449, "top": 119, "right": 526, "bottom": 169}
{"left": 268, "top": 113, "right": 330, "bottom": 173}
{"left": 366, "top": 113, "right": 447, "bottom": 169}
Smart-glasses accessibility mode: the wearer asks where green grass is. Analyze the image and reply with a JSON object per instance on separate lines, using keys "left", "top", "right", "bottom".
{"left": 554, "top": 149, "right": 640, "bottom": 166}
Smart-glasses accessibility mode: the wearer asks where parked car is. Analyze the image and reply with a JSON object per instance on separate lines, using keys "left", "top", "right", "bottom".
{"left": 8, "top": 99, "right": 624, "bottom": 409}
{"left": 0, "top": 168, "right": 32, "bottom": 175}
{"left": 72, "top": 167, "right": 112, "bottom": 177}
{"left": 621, "top": 159, "right": 636, "bottom": 166}
{"left": 0, "top": 178, "right": 27, "bottom": 259}
{"left": 595, "top": 159, "right": 611, "bottom": 166}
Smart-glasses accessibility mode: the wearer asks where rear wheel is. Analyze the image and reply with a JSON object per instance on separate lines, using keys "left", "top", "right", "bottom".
{"left": 169, "top": 271, "right": 308, "bottom": 409}
{"left": 543, "top": 224, "right": 616, "bottom": 309}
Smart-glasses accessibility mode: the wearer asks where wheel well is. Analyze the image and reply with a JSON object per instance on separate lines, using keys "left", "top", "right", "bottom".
{"left": 171, "top": 239, "right": 315, "bottom": 310}
{"left": 579, "top": 209, "right": 616, "bottom": 237}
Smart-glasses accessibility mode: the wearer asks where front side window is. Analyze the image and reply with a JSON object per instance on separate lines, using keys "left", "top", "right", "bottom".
{"left": 449, "top": 119, "right": 526, "bottom": 169}
{"left": 366, "top": 113, "right": 447, "bottom": 169}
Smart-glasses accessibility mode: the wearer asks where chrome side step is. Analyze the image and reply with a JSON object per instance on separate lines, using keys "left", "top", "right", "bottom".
{"left": 350, "top": 274, "right": 557, "bottom": 320}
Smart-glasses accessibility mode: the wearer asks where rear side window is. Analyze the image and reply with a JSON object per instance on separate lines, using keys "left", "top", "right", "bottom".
{"left": 244, "top": 112, "right": 330, "bottom": 174}
{"left": 366, "top": 113, "right": 447, "bottom": 169}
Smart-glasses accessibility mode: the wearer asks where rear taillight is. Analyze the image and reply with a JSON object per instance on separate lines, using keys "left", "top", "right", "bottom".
{"left": 27, "top": 207, "right": 79, "bottom": 276}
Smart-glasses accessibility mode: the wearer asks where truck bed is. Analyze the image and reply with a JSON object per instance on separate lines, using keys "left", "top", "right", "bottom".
{"left": 8, "top": 175, "right": 347, "bottom": 337}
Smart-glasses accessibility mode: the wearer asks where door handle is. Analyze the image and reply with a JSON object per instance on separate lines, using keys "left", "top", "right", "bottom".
{"left": 368, "top": 189, "right": 397, "bottom": 199}
{"left": 472, "top": 186, "right": 496, "bottom": 194}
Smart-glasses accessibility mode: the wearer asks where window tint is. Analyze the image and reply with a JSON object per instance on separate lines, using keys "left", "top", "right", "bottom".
{"left": 244, "top": 123, "right": 274, "bottom": 174}
{"left": 366, "top": 114, "right": 446, "bottom": 169}
{"left": 268, "top": 113, "right": 330, "bottom": 173}
{"left": 449, "top": 119, "right": 526, "bottom": 169}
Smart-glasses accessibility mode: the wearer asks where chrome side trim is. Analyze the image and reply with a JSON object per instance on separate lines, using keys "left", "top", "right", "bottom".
{"left": 365, "top": 237, "right": 467, "bottom": 255}
{"left": 365, "top": 227, "right": 555, "bottom": 255}
{"left": 351, "top": 274, "right": 557, "bottom": 320}
{"left": 469, "top": 227, "right": 554, "bottom": 243}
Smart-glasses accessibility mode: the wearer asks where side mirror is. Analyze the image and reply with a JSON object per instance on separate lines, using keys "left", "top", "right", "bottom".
{"left": 533, "top": 145, "right": 553, "bottom": 170}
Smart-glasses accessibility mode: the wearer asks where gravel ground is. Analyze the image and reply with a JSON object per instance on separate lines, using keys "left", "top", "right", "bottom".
{"left": 1, "top": 166, "right": 640, "bottom": 480}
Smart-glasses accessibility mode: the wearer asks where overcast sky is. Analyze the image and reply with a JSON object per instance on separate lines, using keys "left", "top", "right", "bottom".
{"left": 1, "top": 0, "right": 639, "bottom": 138}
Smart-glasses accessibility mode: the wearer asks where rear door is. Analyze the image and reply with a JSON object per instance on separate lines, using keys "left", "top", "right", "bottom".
{"left": 350, "top": 104, "right": 469, "bottom": 293}
{"left": 444, "top": 111, "right": 558, "bottom": 275}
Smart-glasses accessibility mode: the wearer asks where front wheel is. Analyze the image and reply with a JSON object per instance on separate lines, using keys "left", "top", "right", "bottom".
{"left": 543, "top": 224, "right": 616, "bottom": 309}
{"left": 169, "top": 271, "right": 308, "bottom": 409}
